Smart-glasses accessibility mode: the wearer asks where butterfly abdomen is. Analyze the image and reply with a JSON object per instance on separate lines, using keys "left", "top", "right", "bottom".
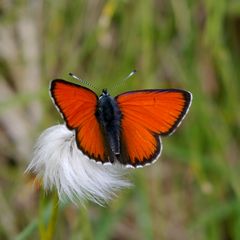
{"left": 96, "top": 93, "right": 122, "bottom": 161}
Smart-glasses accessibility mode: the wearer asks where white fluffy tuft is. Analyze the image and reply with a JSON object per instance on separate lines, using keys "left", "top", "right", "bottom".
{"left": 26, "top": 125, "right": 130, "bottom": 205}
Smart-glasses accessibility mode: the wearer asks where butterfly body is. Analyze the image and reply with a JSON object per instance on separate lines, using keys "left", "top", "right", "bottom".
{"left": 50, "top": 79, "right": 192, "bottom": 167}
{"left": 96, "top": 90, "right": 122, "bottom": 162}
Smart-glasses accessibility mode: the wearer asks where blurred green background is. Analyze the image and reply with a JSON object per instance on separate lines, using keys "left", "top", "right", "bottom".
{"left": 1, "top": 0, "right": 240, "bottom": 239}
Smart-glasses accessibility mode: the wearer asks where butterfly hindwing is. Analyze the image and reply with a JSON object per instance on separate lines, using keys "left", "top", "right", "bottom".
{"left": 50, "top": 80, "right": 109, "bottom": 163}
{"left": 115, "top": 89, "right": 192, "bottom": 166}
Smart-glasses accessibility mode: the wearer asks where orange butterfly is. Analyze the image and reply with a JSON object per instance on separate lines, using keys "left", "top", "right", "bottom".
{"left": 50, "top": 79, "right": 192, "bottom": 167}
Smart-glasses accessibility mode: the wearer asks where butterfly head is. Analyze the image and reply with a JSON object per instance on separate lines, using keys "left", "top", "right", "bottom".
{"left": 99, "top": 89, "right": 109, "bottom": 98}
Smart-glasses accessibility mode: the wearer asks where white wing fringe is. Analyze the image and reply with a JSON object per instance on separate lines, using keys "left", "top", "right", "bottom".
{"left": 26, "top": 125, "right": 130, "bottom": 205}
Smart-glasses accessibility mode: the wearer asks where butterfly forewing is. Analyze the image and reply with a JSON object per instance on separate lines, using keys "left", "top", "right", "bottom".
{"left": 50, "top": 80, "right": 108, "bottom": 163}
{"left": 116, "top": 89, "right": 192, "bottom": 166}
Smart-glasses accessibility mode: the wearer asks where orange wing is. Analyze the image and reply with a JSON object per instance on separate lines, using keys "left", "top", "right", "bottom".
{"left": 50, "top": 80, "right": 108, "bottom": 163}
{"left": 115, "top": 90, "right": 192, "bottom": 166}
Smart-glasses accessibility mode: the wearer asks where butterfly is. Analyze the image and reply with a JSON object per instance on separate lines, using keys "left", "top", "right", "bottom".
{"left": 50, "top": 78, "right": 192, "bottom": 168}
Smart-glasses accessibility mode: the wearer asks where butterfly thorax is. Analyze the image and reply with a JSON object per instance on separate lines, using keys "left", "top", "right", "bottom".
{"left": 96, "top": 91, "right": 122, "bottom": 162}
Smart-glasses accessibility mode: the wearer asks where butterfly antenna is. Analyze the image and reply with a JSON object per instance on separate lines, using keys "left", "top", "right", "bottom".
{"left": 111, "top": 69, "right": 137, "bottom": 91}
{"left": 69, "top": 72, "right": 98, "bottom": 90}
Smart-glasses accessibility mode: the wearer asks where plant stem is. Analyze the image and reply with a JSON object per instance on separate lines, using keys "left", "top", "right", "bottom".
{"left": 45, "top": 192, "right": 59, "bottom": 240}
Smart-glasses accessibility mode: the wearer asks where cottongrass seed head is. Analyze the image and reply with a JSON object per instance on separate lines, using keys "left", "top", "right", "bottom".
{"left": 26, "top": 124, "right": 130, "bottom": 205}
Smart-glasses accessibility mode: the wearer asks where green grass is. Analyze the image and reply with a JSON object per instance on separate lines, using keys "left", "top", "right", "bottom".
{"left": 1, "top": 0, "right": 240, "bottom": 239}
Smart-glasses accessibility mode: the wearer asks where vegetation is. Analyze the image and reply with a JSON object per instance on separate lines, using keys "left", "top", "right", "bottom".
{"left": 0, "top": 0, "right": 240, "bottom": 239}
